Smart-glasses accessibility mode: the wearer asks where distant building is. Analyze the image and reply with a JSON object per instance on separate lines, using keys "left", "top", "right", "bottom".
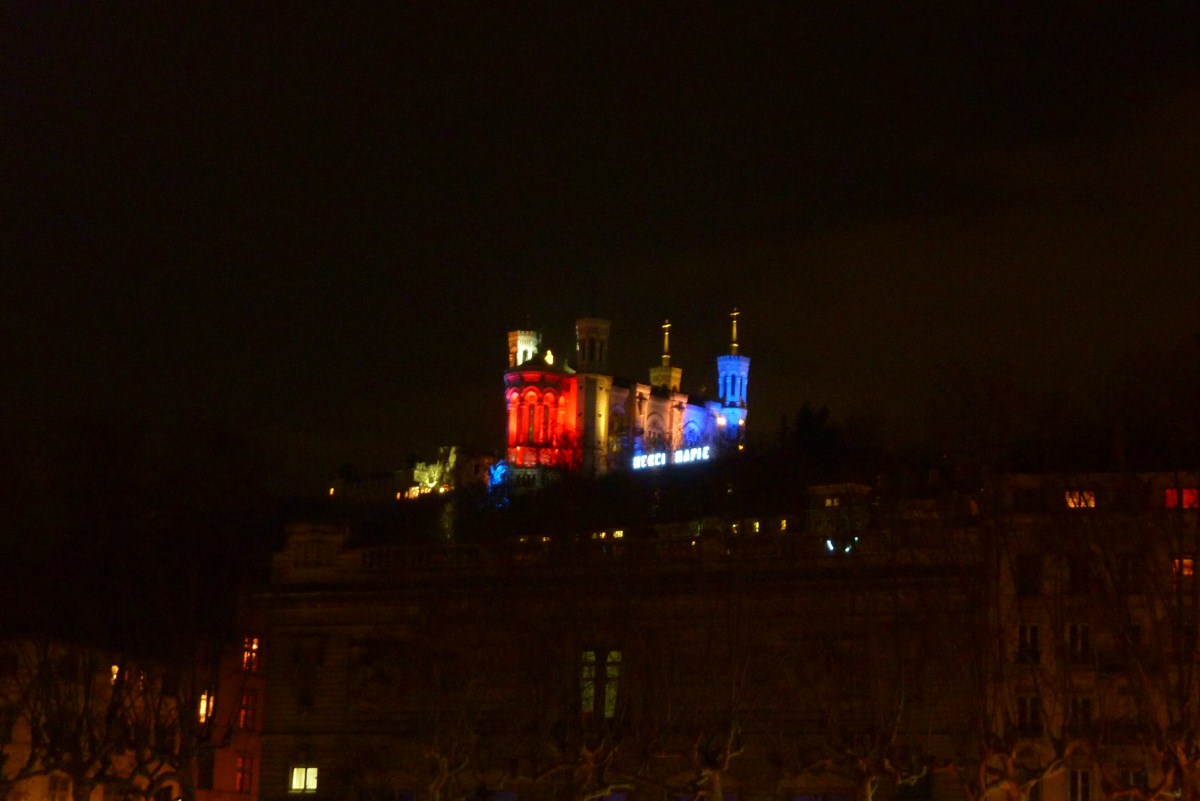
{"left": 501, "top": 312, "right": 749, "bottom": 488}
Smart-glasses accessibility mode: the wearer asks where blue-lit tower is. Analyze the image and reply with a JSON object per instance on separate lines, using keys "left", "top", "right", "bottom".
{"left": 716, "top": 309, "right": 749, "bottom": 449}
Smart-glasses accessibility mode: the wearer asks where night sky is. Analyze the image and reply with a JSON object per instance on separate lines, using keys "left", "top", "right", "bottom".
{"left": 4, "top": 4, "right": 1199, "bottom": 491}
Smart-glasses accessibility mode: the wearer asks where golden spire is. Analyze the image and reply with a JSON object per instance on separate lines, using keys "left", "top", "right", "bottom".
{"left": 661, "top": 319, "right": 671, "bottom": 367}
{"left": 730, "top": 308, "right": 740, "bottom": 355}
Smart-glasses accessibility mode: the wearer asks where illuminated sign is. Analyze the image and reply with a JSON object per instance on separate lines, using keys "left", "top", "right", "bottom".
{"left": 632, "top": 445, "right": 711, "bottom": 470}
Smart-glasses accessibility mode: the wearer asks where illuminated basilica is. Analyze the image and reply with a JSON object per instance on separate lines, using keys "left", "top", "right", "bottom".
{"left": 499, "top": 311, "right": 749, "bottom": 485}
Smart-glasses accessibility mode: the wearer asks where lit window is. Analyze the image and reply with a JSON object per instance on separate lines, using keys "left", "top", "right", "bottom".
{"left": 752, "top": 521, "right": 760, "bottom": 533}
{"left": 236, "top": 755, "right": 254, "bottom": 794}
{"left": 198, "top": 691, "right": 215, "bottom": 724}
{"left": 612, "top": 530, "right": 623, "bottom": 539}
{"left": 110, "top": 665, "right": 120, "bottom": 684}
{"left": 238, "top": 691, "right": 256, "bottom": 730}
{"left": 290, "top": 767, "right": 318, "bottom": 794}
{"left": 1173, "top": 555, "right": 1194, "bottom": 583}
{"left": 825, "top": 498, "right": 840, "bottom": 507}
{"left": 581, "top": 649, "right": 621, "bottom": 719}
{"left": 1166, "top": 488, "right": 1200, "bottom": 509}
{"left": 1065, "top": 491, "right": 1095, "bottom": 509}
{"left": 780, "top": 519, "right": 787, "bottom": 531}
{"left": 242, "top": 637, "right": 260, "bottom": 672}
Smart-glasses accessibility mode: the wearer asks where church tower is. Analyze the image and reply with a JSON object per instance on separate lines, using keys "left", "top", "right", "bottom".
{"left": 575, "top": 318, "right": 613, "bottom": 477}
{"left": 574, "top": 318, "right": 610, "bottom": 373}
{"left": 648, "top": 320, "right": 682, "bottom": 391}
{"left": 508, "top": 329, "right": 541, "bottom": 368}
{"left": 716, "top": 309, "right": 749, "bottom": 448}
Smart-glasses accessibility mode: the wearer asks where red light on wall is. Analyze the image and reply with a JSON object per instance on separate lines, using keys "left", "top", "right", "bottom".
{"left": 1167, "top": 488, "right": 1199, "bottom": 509}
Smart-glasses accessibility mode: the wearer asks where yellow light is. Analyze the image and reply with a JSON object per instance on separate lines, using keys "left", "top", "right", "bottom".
{"left": 198, "top": 691, "right": 214, "bottom": 723}
{"left": 110, "top": 664, "right": 119, "bottom": 684}
{"left": 738, "top": 418, "right": 745, "bottom": 426}
{"left": 544, "top": 349, "right": 554, "bottom": 365}
{"left": 328, "top": 487, "right": 335, "bottom": 496}
{"left": 541, "top": 536, "right": 551, "bottom": 543}
{"left": 613, "top": 530, "right": 624, "bottom": 539}
{"left": 395, "top": 492, "right": 402, "bottom": 500}
{"left": 1065, "top": 490, "right": 1095, "bottom": 509}
{"left": 717, "top": 416, "right": 726, "bottom": 426}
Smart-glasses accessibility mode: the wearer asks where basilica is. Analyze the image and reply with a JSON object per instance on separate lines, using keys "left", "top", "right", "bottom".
{"left": 500, "top": 311, "right": 749, "bottom": 486}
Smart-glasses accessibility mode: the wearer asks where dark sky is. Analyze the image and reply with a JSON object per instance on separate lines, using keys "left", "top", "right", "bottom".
{"left": 3, "top": 4, "right": 1199, "bottom": 490}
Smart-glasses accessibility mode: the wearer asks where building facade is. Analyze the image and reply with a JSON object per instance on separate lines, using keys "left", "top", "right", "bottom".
{"left": 252, "top": 470, "right": 1200, "bottom": 801}
{"left": 501, "top": 313, "right": 749, "bottom": 487}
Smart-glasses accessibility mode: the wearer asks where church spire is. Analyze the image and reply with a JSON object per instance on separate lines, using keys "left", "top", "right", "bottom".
{"left": 661, "top": 319, "right": 671, "bottom": 368}
{"left": 649, "top": 318, "right": 682, "bottom": 391}
{"left": 729, "top": 308, "right": 739, "bottom": 355}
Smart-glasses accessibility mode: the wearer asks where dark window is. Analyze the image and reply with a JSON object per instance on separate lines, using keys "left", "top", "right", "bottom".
{"left": 1017, "top": 696, "right": 1043, "bottom": 735}
{"left": 1069, "top": 770, "right": 1090, "bottom": 801}
{"left": 0, "top": 646, "right": 17, "bottom": 677}
{"left": 1015, "top": 555, "right": 1043, "bottom": 597}
{"left": 50, "top": 777, "right": 71, "bottom": 801}
{"left": 197, "top": 751, "right": 215, "bottom": 791}
{"left": 1068, "top": 624, "right": 1093, "bottom": 663}
{"left": 1013, "top": 489, "right": 1047, "bottom": 512}
{"left": 1067, "top": 558, "right": 1091, "bottom": 595}
{"left": 1068, "top": 696, "right": 1093, "bottom": 729}
{"left": 1018, "top": 625, "right": 1041, "bottom": 664}
{"left": 0, "top": 705, "right": 16, "bottom": 745}
{"left": 1116, "top": 555, "right": 1144, "bottom": 595}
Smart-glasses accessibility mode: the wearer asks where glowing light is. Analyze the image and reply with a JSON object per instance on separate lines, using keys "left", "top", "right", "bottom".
{"left": 290, "top": 767, "right": 318, "bottom": 793}
{"left": 242, "top": 637, "right": 260, "bottom": 672}
{"left": 633, "top": 445, "right": 711, "bottom": 470}
{"left": 613, "top": 530, "right": 623, "bottom": 539}
{"left": 825, "top": 539, "right": 835, "bottom": 553}
{"left": 1166, "top": 488, "right": 1200, "bottom": 509}
{"left": 717, "top": 416, "right": 726, "bottom": 427}
{"left": 328, "top": 487, "right": 335, "bottom": 496}
{"left": 110, "top": 665, "right": 119, "bottom": 684}
{"left": 1065, "top": 490, "right": 1096, "bottom": 509}
{"left": 198, "top": 691, "right": 215, "bottom": 723}
{"left": 544, "top": 349, "right": 554, "bottom": 365}
{"left": 780, "top": 519, "right": 788, "bottom": 531}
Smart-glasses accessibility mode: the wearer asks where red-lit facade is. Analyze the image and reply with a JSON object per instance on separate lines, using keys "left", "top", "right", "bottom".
{"left": 501, "top": 315, "right": 748, "bottom": 484}
{"left": 504, "top": 367, "right": 581, "bottom": 470}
